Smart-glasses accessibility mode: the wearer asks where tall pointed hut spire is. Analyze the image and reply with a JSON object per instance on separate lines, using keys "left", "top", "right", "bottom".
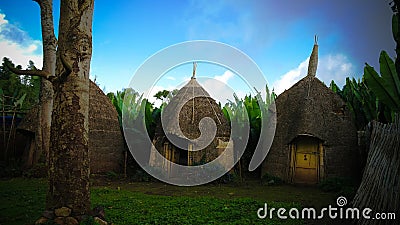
{"left": 192, "top": 62, "right": 197, "bottom": 78}
{"left": 307, "top": 35, "right": 318, "bottom": 77}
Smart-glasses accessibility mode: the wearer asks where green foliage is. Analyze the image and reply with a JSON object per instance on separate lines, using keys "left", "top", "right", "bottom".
{"left": 318, "top": 177, "right": 357, "bottom": 199}
{"left": 222, "top": 84, "right": 276, "bottom": 177}
{"left": 364, "top": 51, "right": 400, "bottom": 121}
{"left": 0, "top": 57, "right": 40, "bottom": 114}
{"left": 153, "top": 89, "right": 170, "bottom": 101}
{"left": 330, "top": 52, "right": 399, "bottom": 127}
{"left": 261, "top": 173, "right": 284, "bottom": 185}
{"left": 107, "top": 88, "right": 157, "bottom": 140}
{"left": 105, "top": 171, "right": 118, "bottom": 180}
{"left": 330, "top": 78, "right": 380, "bottom": 129}
{"left": 130, "top": 168, "right": 154, "bottom": 182}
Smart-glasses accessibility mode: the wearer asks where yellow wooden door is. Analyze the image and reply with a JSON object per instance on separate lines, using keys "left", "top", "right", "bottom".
{"left": 293, "top": 137, "right": 319, "bottom": 184}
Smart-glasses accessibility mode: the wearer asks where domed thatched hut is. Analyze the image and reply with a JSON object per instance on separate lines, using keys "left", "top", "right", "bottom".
{"left": 18, "top": 81, "right": 125, "bottom": 174}
{"left": 261, "top": 39, "right": 359, "bottom": 184}
{"left": 149, "top": 65, "right": 233, "bottom": 177}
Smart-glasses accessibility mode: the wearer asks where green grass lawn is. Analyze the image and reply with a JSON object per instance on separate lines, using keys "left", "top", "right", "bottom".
{"left": 0, "top": 178, "right": 342, "bottom": 225}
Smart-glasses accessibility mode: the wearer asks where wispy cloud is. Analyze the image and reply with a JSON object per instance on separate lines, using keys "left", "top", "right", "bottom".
{"left": 214, "top": 70, "right": 234, "bottom": 84}
{"left": 0, "top": 12, "right": 42, "bottom": 68}
{"left": 273, "top": 53, "right": 354, "bottom": 94}
{"left": 202, "top": 70, "right": 236, "bottom": 105}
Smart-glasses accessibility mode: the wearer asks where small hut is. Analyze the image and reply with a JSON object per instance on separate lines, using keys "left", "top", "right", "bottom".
{"left": 261, "top": 38, "right": 359, "bottom": 184}
{"left": 149, "top": 64, "right": 233, "bottom": 177}
{"left": 18, "top": 81, "right": 125, "bottom": 174}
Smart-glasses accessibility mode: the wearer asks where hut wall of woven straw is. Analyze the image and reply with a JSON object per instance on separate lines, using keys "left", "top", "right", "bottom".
{"left": 18, "top": 81, "right": 125, "bottom": 174}
{"left": 88, "top": 81, "right": 125, "bottom": 173}
{"left": 261, "top": 76, "right": 359, "bottom": 181}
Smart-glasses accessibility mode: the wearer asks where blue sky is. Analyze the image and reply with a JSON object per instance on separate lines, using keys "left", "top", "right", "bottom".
{"left": 0, "top": 0, "right": 395, "bottom": 104}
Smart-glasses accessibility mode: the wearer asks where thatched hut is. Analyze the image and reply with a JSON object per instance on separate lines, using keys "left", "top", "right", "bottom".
{"left": 149, "top": 66, "right": 233, "bottom": 177}
{"left": 18, "top": 81, "right": 125, "bottom": 174}
{"left": 261, "top": 40, "right": 359, "bottom": 184}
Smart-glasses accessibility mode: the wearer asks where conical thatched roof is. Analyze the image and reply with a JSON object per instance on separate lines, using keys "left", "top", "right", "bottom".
{"left": 151, "top": 75, "right": 231, "bottom": 169}
{"left": 161, "top": 77, "right": 229, "bottom": 141}
{"left": 272, "top": 76, "right": 356, "bottom": 145}
{"left": 261, "top": 40, "right": 359, "bottom": 182}
{"left": 17, "top": 81, "right": 125, "bottom": 174}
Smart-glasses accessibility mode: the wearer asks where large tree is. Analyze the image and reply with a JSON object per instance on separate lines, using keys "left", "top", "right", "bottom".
{"left": 7, "top": 0, "right": 95, "bottom": 221}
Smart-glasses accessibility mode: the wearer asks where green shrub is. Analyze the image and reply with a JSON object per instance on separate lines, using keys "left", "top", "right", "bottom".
{"left": 318, "top": 177, "right": 357, "bottom": 199}
{"left": 261, "top": 173, "right": 284, "bottom": 185}
{"left": 105, "top": 171, "right": 118, "bottom": 180}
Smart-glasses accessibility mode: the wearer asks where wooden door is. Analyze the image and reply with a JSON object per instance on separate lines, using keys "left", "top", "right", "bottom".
{"left": 292, "top": 137, "right": 320, "bottom": 184}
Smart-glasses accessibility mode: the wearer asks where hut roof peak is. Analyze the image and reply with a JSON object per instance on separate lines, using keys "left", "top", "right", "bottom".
{"left": 307, "top": 35, "right": 318, "bottom": 77}
{"left": 191, "top": 62, "right": 197, "bottom": 78}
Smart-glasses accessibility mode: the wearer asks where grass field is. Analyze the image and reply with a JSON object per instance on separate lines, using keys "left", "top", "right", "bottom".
{"left": 0, "top": 178, "right": 343, "bottom": 225}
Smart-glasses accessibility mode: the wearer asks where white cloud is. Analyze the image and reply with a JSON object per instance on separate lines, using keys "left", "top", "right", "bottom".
{"left": 166, "top": 76, "right": 176, "bottom": 81}
{"left": 0, "top": 12, "right": 43, "bottom": 69}
{"left": 318, "top": 54, "right": 353, "bottom": 88}
{"left": 273, "top": 54, "right": 353, "bottom": 95}
{"left": 0, "top": 13, "right": 8, "bottom": 26}
{"left": 273, "top": 58, "right": 309, "bottom": 95}
{"left": 202, "top": 70, "right": 237, "bottom": 105}
{"left": 0, "top": 39, "right": 43, "bottom": 68}
{"left": 214, "top": 70, "right": 234, "bottom": 84}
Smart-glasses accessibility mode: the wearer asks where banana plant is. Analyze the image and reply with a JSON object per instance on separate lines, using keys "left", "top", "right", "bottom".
{"left": 222, "top": 84, "right": 276, "bottom": 176}
{"left": 331, "top": 78, "right": 379, "bottom": 129}
{"left": 364, "top": 51, "right": 400, "bottom": 121}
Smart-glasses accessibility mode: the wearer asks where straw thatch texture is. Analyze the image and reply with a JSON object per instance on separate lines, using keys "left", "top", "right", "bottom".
{"left": 17, "top": 81, "right": 124, "bottom": 174}
{"left": 88, "top": 81, "right": 124, "bottom": 173}
{"left": 261, "top": 76, "right": 359, "bottom": 182}
{"left": 352, "top": 117, "right": 400, "bottom": 225}
{"left": 151, "top": 77, "right": 231, "bottom": 167}
{"left": 17, "top": 106, "right": 38, "bottom": 134}
{"left": 163, "top": 78, "right": 230, "bottom": 139}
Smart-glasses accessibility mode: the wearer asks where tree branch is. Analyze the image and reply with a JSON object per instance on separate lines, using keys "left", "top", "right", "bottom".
{"left": 5, "top": 61, "right": 52, "bottom": 79}
{"left": 60, "top": 53, "right": 72, "bottom": 76}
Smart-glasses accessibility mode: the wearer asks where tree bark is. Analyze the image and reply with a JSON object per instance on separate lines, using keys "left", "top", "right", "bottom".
{"left": 33, "top": 0, "right": 56, "bottom": 167}
{"left": 46, "top": 0, "right": 94, "bottom": 216}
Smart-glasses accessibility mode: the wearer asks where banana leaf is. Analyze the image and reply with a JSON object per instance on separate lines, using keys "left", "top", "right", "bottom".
{"left": 364, "top": 61, "right": 400, "bottom": 111}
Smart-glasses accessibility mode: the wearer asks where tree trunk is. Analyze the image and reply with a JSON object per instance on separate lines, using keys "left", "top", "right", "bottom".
{"left": 46, "top": 0, "right": 94, "bottom": 217}
{"left": 33, "top": 0, "right": 56, "bottom": 167}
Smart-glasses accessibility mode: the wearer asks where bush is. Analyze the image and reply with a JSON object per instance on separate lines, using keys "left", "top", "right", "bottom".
{"left": 261, "top": 173, "right": 284, "bottom": 185}
{"left": 318, "top": 177, "right": 357, "bottom": 199}
{"left": 105, "top": 171, "right": 119, "bottom": 180}
{"left": 130, "top": 168, "right": 154, "bottom": 182}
